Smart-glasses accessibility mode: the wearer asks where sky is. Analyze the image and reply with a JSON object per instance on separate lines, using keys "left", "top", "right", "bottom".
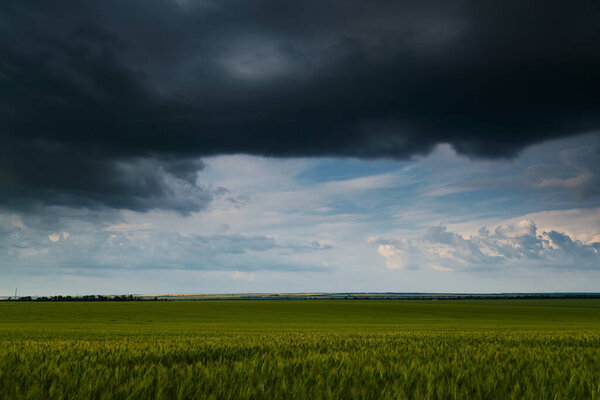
{"left": 1, "top": 1, "right": 600, "bottom": 295}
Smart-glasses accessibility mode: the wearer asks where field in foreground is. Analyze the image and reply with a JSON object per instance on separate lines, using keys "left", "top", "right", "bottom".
{"left": 1, "top": 300, "right": 600, "bottom": 399}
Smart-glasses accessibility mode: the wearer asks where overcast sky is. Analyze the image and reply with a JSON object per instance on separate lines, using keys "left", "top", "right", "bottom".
{"left": 1, "top": 1, "right": 600, "bottom": 295}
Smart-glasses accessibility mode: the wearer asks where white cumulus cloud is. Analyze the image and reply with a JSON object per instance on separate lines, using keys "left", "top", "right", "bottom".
{"left": 371, "top": 219, "right": 600, "bottom": 271}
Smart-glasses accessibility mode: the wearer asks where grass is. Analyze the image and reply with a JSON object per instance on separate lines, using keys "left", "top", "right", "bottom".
{"left": 1, "top": 300, "right": 600, "bottom": 399}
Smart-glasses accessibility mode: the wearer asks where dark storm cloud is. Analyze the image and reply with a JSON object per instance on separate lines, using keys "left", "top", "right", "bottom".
{"left": 0, "top": 135, "right": 212, "bottom": 212}
{"left": 1, "top": 0, "right": 600, "bottom": 211}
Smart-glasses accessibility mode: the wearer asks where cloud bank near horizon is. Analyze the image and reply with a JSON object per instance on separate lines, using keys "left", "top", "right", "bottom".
{"left": 0, "top": 215, "right": 331, "bottom": 274}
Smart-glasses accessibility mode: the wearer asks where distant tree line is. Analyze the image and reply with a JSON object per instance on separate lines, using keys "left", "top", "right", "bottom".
{"left": 2, "top": 293, "right": 600, "bottom": 302}
{"left": 4, "top": 295, "right": 164, "bottom": 302}
{"left": 340, "top": 294, "right": 600, "bottom": 301}
{"left": 180, "top": 293, "right": 600, "bottom": 301}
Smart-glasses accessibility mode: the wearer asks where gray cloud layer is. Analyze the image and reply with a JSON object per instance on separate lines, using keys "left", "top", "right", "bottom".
{"left": 0, "top": 215, "right": 330, "bottom": 273}
{"left": 1, "top": 1, "right": 600, "bottom": 211}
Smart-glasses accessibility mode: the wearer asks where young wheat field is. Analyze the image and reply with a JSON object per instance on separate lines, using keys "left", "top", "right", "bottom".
{"left": 1, "top": 300, "right": 599, "bottom": 399}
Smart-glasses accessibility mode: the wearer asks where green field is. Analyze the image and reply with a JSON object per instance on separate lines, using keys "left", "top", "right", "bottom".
{"left": 1, "top": 300, "right": 600, "bottom": 399}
